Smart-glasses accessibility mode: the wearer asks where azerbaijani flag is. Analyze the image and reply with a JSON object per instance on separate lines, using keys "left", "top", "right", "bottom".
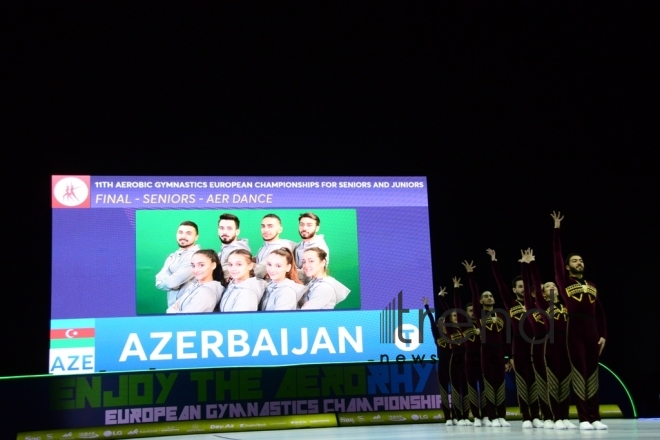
{"left": 50, "top": 319, "right": 96, "bottom": 349}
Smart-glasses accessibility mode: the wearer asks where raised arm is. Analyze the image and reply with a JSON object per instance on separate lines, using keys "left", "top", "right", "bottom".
{"left": 551, "top": 211, "right": 570, "bottom": 305}
{"left": 520, "top": 248, "right": 549, "bottom": 332}
{"left": 436, "top": 286, "right": 451, "bottom": 313}
{"left": 422, "top": 297, "right": 441, "bottom": 341}
{"left": 529, "top": 255, "right": 550, "bottom": 311}
{"left": 462, "top": 260, "right": 481, "bottom": 324}
{"left": 453, "top": 276, "right": 464, "bottom": 310}
{"left": 520, "top": 250, "right": 536, "bottom": 312}
{"left": 452, "top": 276, "right": 467, "bottom": 323}
{"left": 487, "top": 248, "right": 516, "bottom": 309}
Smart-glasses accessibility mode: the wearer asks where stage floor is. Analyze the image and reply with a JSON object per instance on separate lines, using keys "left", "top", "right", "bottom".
{"left": 136, "top": 418, "right": 660, "bottom": 440}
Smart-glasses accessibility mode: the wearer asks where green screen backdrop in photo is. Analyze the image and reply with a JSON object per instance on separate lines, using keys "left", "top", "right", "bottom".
{"left": 136, "top": 209, "right": 360, "bottom": 314}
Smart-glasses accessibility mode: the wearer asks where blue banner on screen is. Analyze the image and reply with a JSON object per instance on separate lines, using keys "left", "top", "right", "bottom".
{"left": 50, "top": 176, "right": 434, "bottom": 374}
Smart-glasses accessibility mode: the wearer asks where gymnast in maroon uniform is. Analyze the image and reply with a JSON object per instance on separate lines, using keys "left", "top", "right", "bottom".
{"left": 423, "top": 293, "right": 455, "bottom": 425}
{"left": 463, "top": 260, "right": 510, "bottom": 427}
{"left": 521, "top": 248, "right": 577, "bottom": 429}
{"left": 487, "top": 249, "right": 544, "bottom": 428}
{"left": 552, "top": 212, "right": 607, "bottom": 430}
{"left": 440, "top": 280, "right": 470, "bottom": 425}
{"left": 519, "top": 250, "right": 557, "bottom": 428}
{"left": 453, "top": 277, "right": 486, "bottom": 426}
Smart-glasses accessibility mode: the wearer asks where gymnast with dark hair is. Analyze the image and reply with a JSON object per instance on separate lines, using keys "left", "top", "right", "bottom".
{"left": 454, "top": 279, "right": 486, "bottom": 426}
{"left": 551, "top": 211, "right": 607, "bottom": 430}
{"left": 422, "top": 290, "right": 455, "bottom": 425}
{"left": 517, "top": 249, "right": 555, "bottom": 429}
{"left": 298, "top": 247, "right": 349, "bottom": 310}
{"left": 166, "top": 249, "right": 225, "bottom": 314}
{"left": 444, "top": 279, "right": 471, "bottom": 425}
{"left": 219, "top": 249, "right": 266, "bottom": 312}
{"left": 486, "top": 248, "right": 544, "bottom": 428}
{"left": 463, "top": 259, "right": 510, "bottom": 427}
{"left": 520, "top": 248, "right": 577, "bottom": 430}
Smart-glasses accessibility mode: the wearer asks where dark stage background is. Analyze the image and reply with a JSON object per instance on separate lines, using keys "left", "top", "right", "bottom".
{"left": 5, "top": 1, "right": 658, "bottom": 419}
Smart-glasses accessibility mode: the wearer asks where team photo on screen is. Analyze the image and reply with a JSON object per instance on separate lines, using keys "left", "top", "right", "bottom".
{"left": 136, "top": 209, "right": 360, "bottom": 314}
{"left": 50, "top": 176, "right": 433, "bottom": 374}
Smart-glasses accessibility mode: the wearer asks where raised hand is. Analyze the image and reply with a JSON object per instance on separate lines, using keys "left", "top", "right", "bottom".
{"left": 519, "top": 248, "right": 535, "bottom": 263}
{"left": 526, "top": 248, "right": 535, "bottom": 261}
{"left": 422, "top": 296, "right": 429, "bottom": 306}
{"left": 486, "top": 248, "right": 497, "bottom": 261}
{"left": 462, "top": 260, "right": 476, "bottom": 273}
{"left": 438, "top": 286, "right": 447, "bottom": 297}
{"left": 551, "top": 211, "right": 564, "bottom": 228}
{"left": 452, "top": 276, "right": 462, "bottom": 288}
{"left": 598, "top": 337, "right": 606, "bottom": 356}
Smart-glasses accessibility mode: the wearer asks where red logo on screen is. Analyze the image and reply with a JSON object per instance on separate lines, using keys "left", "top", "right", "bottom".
{"left": 52, "top": 175, "right": 91, "bottom": 208}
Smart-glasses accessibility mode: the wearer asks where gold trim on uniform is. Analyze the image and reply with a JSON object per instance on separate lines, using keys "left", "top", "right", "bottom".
{"left": 450, "top": 377, "right": 464, "bottom": 413}
{"left": 484, "top": 380, "right": 496, "bottom": 404}
{"left": 548, "top": 302, "right": 568, "bottom": 321}
{"left": 515, "top": 372, "right": 529, "bottom": 404}
{"left": 450, "top": 332, "right": 464, "bottom": 344}
{"left": 485, "top": 315, "right": 505, "bottom": 332}
{"left": 467, "top": 383, "right": 479, "bottom": 409}
{"left": 559, "top": 373, "right": 572, "bottom": 402}
{"left": 571, "top": 365, "right": 586, "bottom": 401}
{"left": 547, "top": 367, "right": 571, "bottom": 403}
{"left": 509, "top": 303, "right": 526, "bottom": 321}
{"left": 547, "top": 368, "right": 559, "bottom": 401}
{"left": 586, "top": 368, "right": 599, "bottom": 399}
{"left": 532, "top": 311, "right": 545, "bottom": 323}
{"left": 463, "top": 389, "right": 471, "bottom": 413}
{"left": 496, "top": 382, "right": 506, "bottom": 406}
{"left": 436, "top": 337, "right": 449, "bottom": 349}
{"left": 530, "top": 377, "right": 539, "bottom": 404}
{"left": 463, "top": 326, "right": 478, "bottom": 342}
{"left": 566, "top": 283, "right": 597, "bottom": 303}
{"left": 439, "top": 383, "right": 449, "bottom": 409}
{"left": 534, "top": 370, "right": 547, "bottom": 404}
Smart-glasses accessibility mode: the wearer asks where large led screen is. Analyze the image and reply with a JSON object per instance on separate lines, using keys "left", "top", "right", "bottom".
{"left": 50, "top": 176, "right": 436, "bottom": 374}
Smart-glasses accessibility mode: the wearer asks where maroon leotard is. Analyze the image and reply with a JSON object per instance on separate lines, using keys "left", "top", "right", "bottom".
{"left": 454, "top": 289, "right": 484, "bottom": 420}
{"left": 521, "top": 261, "right": 553, "bottom": 421}
{"left": 468, "top": 271, "right": 508, "bottom": 420}
{"left": 425, "top": 302, "right": 453, "bottom": 421}
{"left": 554, "top": 227, "right": 607, "bottom": 423}
{"left": 528, "top": 259, "right": 571, "bottom": 421}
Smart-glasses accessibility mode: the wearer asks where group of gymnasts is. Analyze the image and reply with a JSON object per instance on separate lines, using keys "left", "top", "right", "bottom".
{"left": 423, "top": 212, "right": 608, "bottom": 430}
